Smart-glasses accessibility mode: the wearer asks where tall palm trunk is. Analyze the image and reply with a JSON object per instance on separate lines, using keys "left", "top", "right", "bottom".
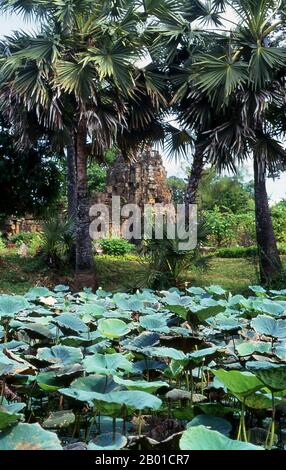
{"left": 67, "top": 135, "right": 77, "bottom": 265}
{"left": 254, "top": 153, "right": 282, "bottom": 284}
{"left": 75, "top": 119, "right": 96, "bottom": 290}
{"left": 67, "top": 139, "right": 77, "bottom": 224}
{"left": 185, "top": 145, "right": 204, "bottom": 205}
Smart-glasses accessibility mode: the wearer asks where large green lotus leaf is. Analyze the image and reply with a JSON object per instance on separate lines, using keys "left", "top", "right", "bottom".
{"left": 246, "top": 361, "right": 286, "bottom": 390}
{"left": 274, "top": 345, "right": 286, "bottom": 360}
{"left": 209, "top": 316, "right": 242, "bottom": 332}
{"left": 102, "top": 310, "right": 131, "bottom": 320}
{"left": 42, "top": 410, "right": 75, "bottom": 429}
{"left": 251, "top": 315, "right": 286, "bottom": 338}
{"left": 143, "top": 346, "right": 187, "bottom": 361}
{"left": 173, "top": 405, "right": 195, "bottom": 420}
{"left": 0, "top": 340, "right": 29, "bottom": 352}
{"left": 0, "top": 409, "right": 20, "bottom": 430}
{"left": 52, "top": 314, "right": 89, "bottom": 334}
{"left": 123, "top": 332, "right": 160, "bottom": 352}
{"left": 36, "top": 345, "right": 83, "bottom": 366}
{"left": 198, "top": 403, "right": 238, "bottom": 417}
{"left": 51, "top": 363, "right": 83, "bottom": 378}
{"left": 139, "top": 315, "right": 169, "bottom": 333}
{"left": 170, "top": 326, "right": 192, "bottom": 336}
{"left": 71, "top": 375, "right": 118, "bottom": 394}
{"left": 249, "top": 285, "right": 267, "bottom": 296}
{"left": 166, "top": 304, "right": 188, "bottom": 319}
{"left": 54, "top": 284, "right": 70, "bottom": 293}
{"left": 85, "top": 340, "right": 111, "bottom": 354}
{"left": 242, "top": 391, "right": 282, "bottom": 409}
{"left": 187, "top": 414, "right": 232, "bottom": 436}
{"left": 113, "top": 294, "right": 144, "bottom": 312}
{"left": 270, "top": 289, "right": 286, "bottom": 296}
{"left": 113, "top": 376, "right": 168, "bottom": 393}
{"left": 59, "top": 331, "right": 101, "bottom": 347}
{"left": 0, "top": 295, "right": 29, "bottom": 317}
{"left": 25, "top": 287, "right": 54, "bottom": 301}
{"left": 83, "top": 353, "right": 133, "bottom": 375}
{"left": 190, "top": 299, "right": 225, "bottom": 321}
{"left": 236, "top": 342, "right": 271, "bottom": 356}
{"left": 133, "top": 359, "right": 166, "bottom": 373}
{"left": 59, "top": 388, "right": 110, "bottom": 404}
{"left": 18, "top": 323, "right": 55, "bottom": 340}
{"left": 205, "top": 285, "right": 226, "bottom": 296}
{"left": 228, "top": 294, "right": 248, "bottom": 307}
{"left": 76, "top": 304, "right": 106, "bottom": 318}
{"left": 212, "top": 369, "right": 263, "bottom": 396}
{"left": 105, "top": 390, "right": 162, "bottom": 410}
{"left": 189, "top": 347, "right": 219, "bottom": 362}
{"left": 88, "top": 432, "right": 127, "bottom": 450}
{"left": 97, "top": 318, "right": 131, "bottom": 338}
{"left": 253, "top": 299, "right": 285, "bottom": 317}
{"left": 186, "top": 287, "right": 206, "bottom": 296}
{"left": 0, "top": 399, "right": 26, "bottom": 415}
{"left": 0, "top": 423, "right": 62, "bottom": 450}
{"left": 179, "top": 425, "right": 263, "bottom": 450}
{"left": 0, "top": 351, "right": 35, "bottom": 375}
{"left": 36, "top": 371, "right": 66, "bottom": 391}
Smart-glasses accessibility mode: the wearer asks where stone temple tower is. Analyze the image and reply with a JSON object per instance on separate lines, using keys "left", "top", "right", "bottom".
{"left": 91, "top": 147, "right": 172, "bottom": 208}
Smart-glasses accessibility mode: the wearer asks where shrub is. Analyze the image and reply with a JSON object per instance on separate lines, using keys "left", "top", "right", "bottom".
{"left": 214, "top": 246, "right": 258, "bottom": 258}
{"left": 42, "top": 217, "right": 75, "bottom": 267}
{"left": 98, "top": 238, "right": 135, "bottom": 256}
{"left": 10, "top": 231, "right": 43, "bottom": 254}
{"left": 10, "top": 231, "right": 34, "bottom": 246}
{"left": 214, "top": 244, "right": 286, "bottom": 259}
{"left": 0, "top": 231, "right": 6, "bottom": 252}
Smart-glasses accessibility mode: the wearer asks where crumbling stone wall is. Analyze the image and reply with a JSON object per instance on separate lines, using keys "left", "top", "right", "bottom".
{"left": 1, "top": 216, "right": 42, "bottom": 237}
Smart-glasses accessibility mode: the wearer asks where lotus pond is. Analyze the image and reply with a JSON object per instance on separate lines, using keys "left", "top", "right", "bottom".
{"left": 1, "top": 284, "right": 286, "bottom": 450}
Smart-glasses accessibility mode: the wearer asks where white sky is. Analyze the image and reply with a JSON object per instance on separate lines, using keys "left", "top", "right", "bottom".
{"left": 0, "top": 10, "right": 285, "bottom": 203}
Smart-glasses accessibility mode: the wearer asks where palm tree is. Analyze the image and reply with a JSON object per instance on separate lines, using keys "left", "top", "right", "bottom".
{"left": 180, "top": 0, "right": 286, "bottom": 283}
{"left": 0, "top": 0, "right": 165, "bottom": 289}
{"left": 146, "top": 0, "right": 225, "bottom": 205}
{"left": 151, "top": 0, "right": 286, "bottom": 283}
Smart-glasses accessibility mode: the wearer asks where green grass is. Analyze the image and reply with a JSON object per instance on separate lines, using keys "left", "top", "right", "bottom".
{"left": 187, "top": 257, "right": 259, "bottom": 294}
{"left": 1, "top": 251, "right": 285, "bottom": 295}
{"left": 0, "top": 251, "right": 72, "bottom": 294}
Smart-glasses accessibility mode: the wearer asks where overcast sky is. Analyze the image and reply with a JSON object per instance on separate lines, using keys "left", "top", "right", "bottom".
{"left": 0, "top": 10, "right": 285, "bottom": 203}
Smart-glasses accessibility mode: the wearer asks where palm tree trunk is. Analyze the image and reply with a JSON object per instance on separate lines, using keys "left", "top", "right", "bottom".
{"left": 67, "top": 135, "right": 77, "bottom": 265}
{"left": 254, "top": 153, "right": 282, "bottom": 284}
{"left": 67, "top": 139, "right": 77, "bottom": 224}
{"left": 75, "top": 119, "right": 96, "bottom": 290}
{"left": 185, "top": 145, "right": 204, "bottom": 205}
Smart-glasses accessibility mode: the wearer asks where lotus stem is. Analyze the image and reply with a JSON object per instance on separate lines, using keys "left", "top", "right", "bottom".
{"left": 268, "top": 392, "right": 276, "bottom": 450}
{"left": 0, "top": 378, "right": 6, "bottom": 405}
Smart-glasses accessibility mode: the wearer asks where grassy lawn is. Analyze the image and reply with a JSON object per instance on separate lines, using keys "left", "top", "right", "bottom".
{"left": 1, "top": 250, "right": 279, "bottom": 295}
{"left": 0, "top": 251, "right": 73, "bottom": 294}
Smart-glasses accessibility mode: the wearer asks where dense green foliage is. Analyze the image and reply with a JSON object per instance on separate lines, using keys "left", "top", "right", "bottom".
{"left": 98, "top": 239, "right": 135, "bottom": 257}
{"left": 1, "top": 284, "right": 286, "bottom": 450}
{"left": 0, "top": 124, "right": 61, "bottom": 219}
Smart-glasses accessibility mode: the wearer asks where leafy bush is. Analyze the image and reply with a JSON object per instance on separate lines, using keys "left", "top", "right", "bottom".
{"left": 137, "top": 221, "right": 209, "bottom": 289}
{"left": 0, "top": 231, "right": 6, "bottom": 251}
{"left": 214, "top": 244, "right": 286, "bottom": 259}
{"left": 10, "top": 232, "right": 36, "bottom": 246}
{"left": 214, "top": 246, "right": 258, "bottom": 258}
{"left": 271, "top": 200, "right": 286, "bottom": 243}
{"left": 98, "top": 238, "right": 135, "bottom": 256}
{"left": 42, "top": 217, "right": 74, "bottom": 267}
{"left": 10, "top": 231, "right": 43, "bottom": 255}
